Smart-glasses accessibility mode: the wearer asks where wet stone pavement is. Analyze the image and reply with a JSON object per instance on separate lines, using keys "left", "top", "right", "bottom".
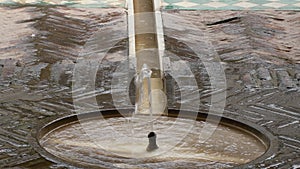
{"left": 0, "top": 6, "right": 299, "bottom": 169}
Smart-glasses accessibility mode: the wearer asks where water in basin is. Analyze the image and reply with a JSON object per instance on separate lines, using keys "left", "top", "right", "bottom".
{"left": 40, "top": 114, "right": 266, "bottom": 168}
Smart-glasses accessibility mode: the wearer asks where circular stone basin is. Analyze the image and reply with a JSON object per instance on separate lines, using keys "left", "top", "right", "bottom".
{"left": 35, "top": 109, "right": 277, "bottom": 169}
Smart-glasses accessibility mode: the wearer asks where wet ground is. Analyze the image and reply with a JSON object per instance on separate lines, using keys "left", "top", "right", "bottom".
{"left": 0, "top": 6, "right": 299, "bottom": 169}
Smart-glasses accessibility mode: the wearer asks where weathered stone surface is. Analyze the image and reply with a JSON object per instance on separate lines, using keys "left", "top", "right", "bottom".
{"left": 163, "top": 10, "right": 300, "bottom": 169}
{"left": 0, "top": 7, "right": 299, "bottom": 169}
{"left": 0, "top": 6, "right": 127, "bottom": 168}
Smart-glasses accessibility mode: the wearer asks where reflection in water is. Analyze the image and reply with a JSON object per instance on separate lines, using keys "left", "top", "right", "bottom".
{"left": 40, "top": 115, "right": 266, "bottom": 169}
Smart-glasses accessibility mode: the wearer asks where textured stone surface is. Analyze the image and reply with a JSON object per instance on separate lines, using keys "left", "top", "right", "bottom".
{"left": 0, "top": 7, "right": 299, "bottom": 169}
{"left": 0, "top": 6, "right": 127, "bottom": 168}
{"left": 0, "top": 0, "right": 125, "bottom": 8}
{"left": 163, "top": 10, "right": 300, "bottom": 169}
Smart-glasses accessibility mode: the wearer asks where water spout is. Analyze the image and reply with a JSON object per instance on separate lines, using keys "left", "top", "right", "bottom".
{"left": 147, "top": 132, "right": 159, "bottom": 152}
{"left": 129, "top": 0, "right": 166, "bottom": 152}
{"left": 134, "top": 64, "right": 159, "bottom": 151}
{"left": 135, "top": 64, "right": 153, "bottom": 116}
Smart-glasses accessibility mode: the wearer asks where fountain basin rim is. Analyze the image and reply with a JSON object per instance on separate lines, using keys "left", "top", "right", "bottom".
{"left": 31, "top": 108, "right": 279, "bottom": 169}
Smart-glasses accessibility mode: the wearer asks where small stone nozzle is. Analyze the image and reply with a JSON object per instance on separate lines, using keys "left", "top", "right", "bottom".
{"left": 146, "top": 132, "right": 159, "bottom": 152}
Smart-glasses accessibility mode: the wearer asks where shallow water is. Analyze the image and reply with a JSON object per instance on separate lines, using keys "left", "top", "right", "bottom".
{"left": 40, "top": 115, "right": 266, "bottom": 168}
